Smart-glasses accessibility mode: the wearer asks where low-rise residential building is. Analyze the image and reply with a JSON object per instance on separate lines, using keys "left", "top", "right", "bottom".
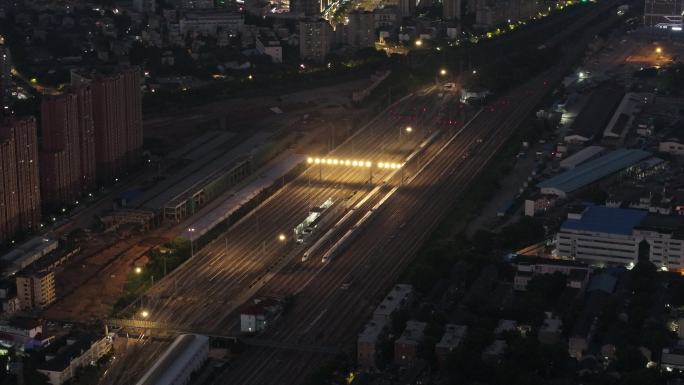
{"left": 38, "top": 333, "right": 114, "bottom": 385}
{"left": 16, "top": 270, "right": 56, "bottom": 310}
{"left": 435, "top": 324, "right": 467, "bottom": 367}
{"left": 394, "top": 321, "right": 426, "bottom": 366}
{"left": 357, "top": 318, "right": 387, "bottom": 370}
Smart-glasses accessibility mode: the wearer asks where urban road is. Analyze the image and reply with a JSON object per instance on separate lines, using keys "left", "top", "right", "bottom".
{"left": 101, "top": 1, "right": 622, "bottom": 383}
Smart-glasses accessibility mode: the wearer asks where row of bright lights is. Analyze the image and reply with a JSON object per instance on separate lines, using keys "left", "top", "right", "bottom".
{"left": 307, "top": 158, "right": 403, "bottom": 169}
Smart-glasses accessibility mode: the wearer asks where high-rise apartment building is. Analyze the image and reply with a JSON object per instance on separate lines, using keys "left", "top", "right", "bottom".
{"left": 133, "top": 0, "right": 156, "bottom": 13}
{"left": 443, "top": 0, "right": 461, "bottom": 20}
{"left": 291, "top": 0, "right": 322, "bottom": 16}
{"left": 0, "top": 47, "right": 12, "bottom": 114}
{"left": 398, "top": 0, "right": 416, "bottom": 18}
{"left": 346, "top": 10, "right": 376, "bottom": 48}
{"left": 39, "top": 87, "right": 96, "bottom": 209}
{"left": 71, "top": 67, "right": 143, "bottom": 184}
{"left": 0, "top": 117, "right": 41, "bottom": 243}
{"left": 299, "top": 18, "right": 333, "bottom": 63}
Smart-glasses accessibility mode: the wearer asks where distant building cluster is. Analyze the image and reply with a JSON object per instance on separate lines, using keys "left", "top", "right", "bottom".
{"left": 0, "top": 65, "right": 142, "bottom": 243}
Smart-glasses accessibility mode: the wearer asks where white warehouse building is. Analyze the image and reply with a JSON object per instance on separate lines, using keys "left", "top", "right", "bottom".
{"left": 555, "top": 205, "right": 684, "bottom": 271}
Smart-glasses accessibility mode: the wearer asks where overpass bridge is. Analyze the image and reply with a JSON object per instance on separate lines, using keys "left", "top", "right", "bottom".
{"left": 106, "top": 318, "right": 340, "bottom": 355}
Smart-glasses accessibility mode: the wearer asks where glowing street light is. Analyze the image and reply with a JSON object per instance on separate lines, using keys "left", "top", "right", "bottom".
{"left": 278, "top": 233, "right": 286, "bottom": 242}
{"left": 656, "top": 47, "right": 662, "bottom": 54}
{"left": 406, "top": 126, "right": 413, "bottom": 133}
{"left": 140, "top": 310, "right": 149, "bottom": 318}
{"left": 439, "top": 68, "right": 447, "bottom": 76}
{"left": 188, "top": 228, "right": 196, "bottom": 257}
{"left": 415, "top": 40, "right": 423, "bottom": 47}
{"left": 135, "top": 267, "right": 142, "bottom": 275}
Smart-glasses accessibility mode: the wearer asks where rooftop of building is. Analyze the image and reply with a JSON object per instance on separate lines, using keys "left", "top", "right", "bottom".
{"left": 0, "top": 236, "right": 57, "bottom": 263}
{"left": 560, "top": 205, "right": 648, "bottom": 236}
{"left": 396, "top": 321, "right": 426, "bottom": 345}
{"left": 374, "top": 284, "right": 413, "bottom": 318}
{"left": 514, "top": 255, "right": 589, "bottom": 269}
{"left": 358, "top": 319, "right": 387, "bottom": 344}
{"left": 6, "top": 317, "right": 42, "bottom": 330}
{"left": 483, "top": 339, "right": 507, "bottom": 356}
{"left": 559, "top": 145, "right": 606, "bottom": 169}
{"left": 565, "top": 83, "right": 624, "bottom": 140}
{"left": 587, "top": 272, "right": 618, "bottom": 294}
{"left": 435, "top": 324, "right": 467, "bottom": 350}
{"left": 571, "top": 291, "right": 610, "bottom": 338}
{"left": 135, "top": 334, "right": 209, "bottom": 385}
{"left": 635, "top": 213, "right": 684, "bottom": 239}
{"left": 537, "top": 149, "right": 652, "bottom": 195}
{"left": 540, "top": 315, "right": 562, "bottom": 332}
{"left": 494, "top": 319, "right": 517, "bottom": 334}
{"left": 38, "top": 332, "right": 101, "bottom": 372}
{"left": 241, "top": 297, "right": 282, "bottom": 316}
{"left": 180, "top": 153, "right": 305, "bottom": 241}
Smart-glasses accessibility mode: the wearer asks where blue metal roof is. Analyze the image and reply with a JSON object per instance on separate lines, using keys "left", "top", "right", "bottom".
{"left": 538, "top": 149, "right": 651, "bottom": 194}
{"left": 561, "top": 205, "right": 647, "bottom": 236}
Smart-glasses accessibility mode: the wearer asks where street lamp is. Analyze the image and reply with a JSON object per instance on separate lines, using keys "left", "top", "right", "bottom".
{"left": 400, "top": 125, "right": 413, "bottom": 141}
{"left": 140, "top": 310, "right": 149, "bottom": 318}
{"left": 188, "top": 228, "right": 196, "bottom": 257}
{"left": 278, "top": 233, "right": 286, "bottom": 242}
{"left": 135, "top": 267, "right": 142, "bottom": 275}
{"left": 415, "top": 40, "right": 423, "bottom": 47}
{"left": 440, "top": 68, "right": 447, "bottom": 76}
{"left": 656, "top": 47, "right": 662, "bottom": 55}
